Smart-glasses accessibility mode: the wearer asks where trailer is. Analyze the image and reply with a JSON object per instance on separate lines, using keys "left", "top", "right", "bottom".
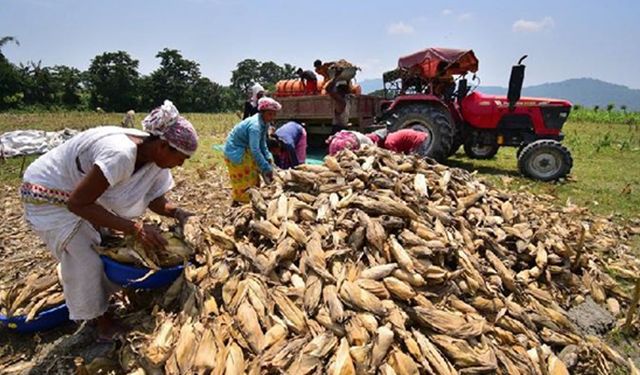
{"left": 274, "top": 94, "right": 384, "bottom": 142}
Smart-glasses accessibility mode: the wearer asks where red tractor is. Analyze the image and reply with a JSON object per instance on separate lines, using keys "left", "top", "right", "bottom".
{"left": 379, "top": 47, "right": 573, "bottom": 181}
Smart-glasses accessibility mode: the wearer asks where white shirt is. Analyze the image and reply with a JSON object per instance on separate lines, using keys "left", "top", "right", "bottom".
{"left": 23, "top": 126, "right": 174, "bottom": 252}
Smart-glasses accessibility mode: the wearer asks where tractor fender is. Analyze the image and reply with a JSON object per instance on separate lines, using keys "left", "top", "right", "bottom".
{"left": 379, "top": 95, "right": 452, "bottom": 125}
{"left": 385, "top": 94, "right": 449, "bottom": 113}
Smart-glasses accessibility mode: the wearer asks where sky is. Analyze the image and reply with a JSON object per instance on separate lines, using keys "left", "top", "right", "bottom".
{"left": 2, "top": 0, "right": 640, "bottom": 89}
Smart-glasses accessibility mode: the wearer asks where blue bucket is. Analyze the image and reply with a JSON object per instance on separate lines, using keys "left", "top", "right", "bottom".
{"left": 0, "top": 303, "right": 71, "bottom": 333}
{"left": 100, "top": 256, "right": 184, "bottom": 289}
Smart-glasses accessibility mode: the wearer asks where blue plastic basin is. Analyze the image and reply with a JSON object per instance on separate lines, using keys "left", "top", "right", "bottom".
{"left": 0, "top": 303, "right": 70, "bottom": 333}
{"left": 100, "top": 256, "right": 184, "bottom": 289}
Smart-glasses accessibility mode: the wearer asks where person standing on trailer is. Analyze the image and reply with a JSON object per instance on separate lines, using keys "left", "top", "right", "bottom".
{"left": 296, "top": 68, "right": 319, "bottom": 95}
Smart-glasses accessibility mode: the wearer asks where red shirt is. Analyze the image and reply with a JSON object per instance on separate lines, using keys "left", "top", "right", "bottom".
{"left": 383, "top": 129, "right": 428, "bottom": 154}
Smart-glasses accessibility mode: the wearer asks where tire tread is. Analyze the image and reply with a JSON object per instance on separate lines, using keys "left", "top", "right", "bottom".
{"left": 517, "top": 140, "right": 573, "bottom": 181}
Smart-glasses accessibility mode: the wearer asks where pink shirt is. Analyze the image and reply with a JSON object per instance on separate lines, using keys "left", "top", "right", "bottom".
{"left": 383, "top": 129, "right": 428, "bottom": 154}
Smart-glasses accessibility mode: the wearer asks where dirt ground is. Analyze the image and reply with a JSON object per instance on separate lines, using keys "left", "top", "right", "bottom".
{"left": 1, "top": 163, "right": 639, "bottom": 374}
{"left": 0, "top": 168, "right": 230, "bottom": 374}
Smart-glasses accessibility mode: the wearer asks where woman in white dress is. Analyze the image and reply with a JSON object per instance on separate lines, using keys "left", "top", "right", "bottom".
{"left": 20, "top": 100, "right": 198, "bottom": 341}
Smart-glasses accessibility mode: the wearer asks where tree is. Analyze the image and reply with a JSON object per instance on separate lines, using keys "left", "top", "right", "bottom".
{"left": 0, "top": 36, "right": 19, "bottom": 54}
{"left": 258, "top": 61, "right": 286, "bottom": 87}
{"left": 231, "top": 59, "right": 298, "bottom": 97}
{"left": 19, "top": 61, "right": 57, "bottom": 107}
{"left": 606, "top": 103, "right": 615, "bottom": 112}
{"left": 216, "top": 85, "right": 241, "bottom": 112}
{"left": 188, "top": 77, "right": 239, "bottom": 112}
{"left": 189, "top": 77, "right": 219, "bottom": 112}
{"left": 621, "top": 105, "right": 627, "bottom": 113}
{"left": 230, "top": 59, "right": 262, "bottom": 95}
{"left": 137, "top": 75, "right": 154, "bottom": 110}
{"left": 573, "top": 104, "right": 582, "bottom": 111}
{"left": 51, "top": 65, "right": 83, "bottom": 108}
{"left": 594, "top": 105, "right": 600, "bottom": 112}
{"left": 85, "top": 51, "right": 140, "bottom": 111}
{"left": 0, "top": 36, "right": 23, "bottom": 109}
{"left": 282, "top": 63, "right": 298, "bottom": 79}
{"left": 148, "top": 48, "right": 202, "bottom": 111}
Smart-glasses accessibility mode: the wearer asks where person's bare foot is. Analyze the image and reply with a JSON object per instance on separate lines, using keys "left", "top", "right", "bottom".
{"left": 95, "top": 315, "right": 129, "bottom": 343}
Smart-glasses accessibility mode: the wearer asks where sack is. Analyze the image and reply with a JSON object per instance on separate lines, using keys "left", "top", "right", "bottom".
{"left": 329, "top": 66, "right": 359, "bottom": 82}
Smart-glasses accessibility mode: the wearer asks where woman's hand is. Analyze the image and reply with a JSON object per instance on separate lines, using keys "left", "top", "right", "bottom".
{"left": 174, "top": 208, "right": 194, "bottom": 228}
{"left": 263, "top": 170, "right": 274, "bottom": 184}
{"left": 149, "top": 195, "right": 193, "bottom": 228}
{"left": 133, "top": 222, "right": 168, "bottom": 251}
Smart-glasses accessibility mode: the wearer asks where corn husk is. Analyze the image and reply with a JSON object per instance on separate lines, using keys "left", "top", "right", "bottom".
{"left": 40, "top": 147, "right": 639, "bottom": 375}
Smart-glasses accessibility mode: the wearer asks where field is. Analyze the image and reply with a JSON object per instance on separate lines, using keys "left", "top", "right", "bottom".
{"left": 570, "top": 107, "right": 640, "bottom": 125}
{"left": 1, "top": 111, "right": 639, "bottom": 220}
{"left": 0, "top": 111, "right": 639, "bottom": 373}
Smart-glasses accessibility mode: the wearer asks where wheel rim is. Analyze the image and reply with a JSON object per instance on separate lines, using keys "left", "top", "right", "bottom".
{"left": 470, "top": 145, "right": 495, "bottom": 156}
{"left": 527, "top": 148, "right": 562, "bottom": 179}
{"left": 406, "top": 123, "right": 434, "bottom": 152}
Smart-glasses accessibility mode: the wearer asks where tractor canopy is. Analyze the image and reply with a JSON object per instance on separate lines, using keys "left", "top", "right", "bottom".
{"left": 397, "top": 48, "right": 479, "bottom": 79}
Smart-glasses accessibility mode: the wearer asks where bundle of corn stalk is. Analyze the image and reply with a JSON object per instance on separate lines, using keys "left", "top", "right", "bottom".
{"left": 96, "top": 227, "right": 194, "bottom": 270}
{"left": 117, "top": 147, "right": 639, "bottom": 375}
{"left": 0, "top": 268, "right": 63, "bottom": 320}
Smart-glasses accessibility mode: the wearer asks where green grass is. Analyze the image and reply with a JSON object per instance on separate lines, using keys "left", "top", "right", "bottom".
{"left": 448, "top": 121, "right": 640, "bottom": 219}
{"left": 608, "top": 328, "right": 640, "bottom": 372}
{"left": 1, "top": 112, "right": 639, "bottom": 220}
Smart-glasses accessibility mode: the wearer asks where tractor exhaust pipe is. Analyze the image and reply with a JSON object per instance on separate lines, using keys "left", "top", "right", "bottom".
{"left": 517, "top": 55, "right": 528, "bottom": 65}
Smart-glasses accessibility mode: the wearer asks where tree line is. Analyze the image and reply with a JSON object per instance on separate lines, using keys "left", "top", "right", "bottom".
{"left": 0, "top": 37, "right": 298, "bottom": 112}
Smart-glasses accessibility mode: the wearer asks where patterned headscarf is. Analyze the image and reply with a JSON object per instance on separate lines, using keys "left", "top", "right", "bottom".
{"left": 328, "top": 131, "right": 359, "bottom": 155}
{"left": 258, "top": 97, "right": 282, "bottom": 112}
{"left": 141, "top": 100, "right": 198, "bottom": 156}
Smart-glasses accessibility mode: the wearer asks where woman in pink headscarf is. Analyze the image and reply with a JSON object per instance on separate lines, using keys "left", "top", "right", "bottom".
{"left": 21, "top": 100, "right": 198, "bottom": 341}
{"left": 224, "top": 97, "right": 282, "bottom": 203}
{"left": 326, "top": 130, "right": 374, "bottom": 155}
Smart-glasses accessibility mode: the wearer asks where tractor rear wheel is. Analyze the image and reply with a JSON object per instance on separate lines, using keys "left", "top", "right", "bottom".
{"left": 386, "top": 104, "right": 455, "bottom": 162}
{"left": 448, "top": 133, "right": 464, "bottom": 157}
{"left": 517, "top": 140, "right": 573, "bottom": 181}
{"left": 464, "top": 143, "right": 499, "bottom": 159}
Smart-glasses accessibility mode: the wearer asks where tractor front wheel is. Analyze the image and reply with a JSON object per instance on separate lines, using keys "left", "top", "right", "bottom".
{"left": 386, "top": 104, "right": 455, "bottom": 162}
{"left": 464, "top": 143, "right": 499, "bottom": 159}
{"left": 517, "top": 140, "right": 573, "bottom": 181}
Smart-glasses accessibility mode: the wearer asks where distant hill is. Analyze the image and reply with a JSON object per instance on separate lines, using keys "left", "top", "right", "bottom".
{"left": 358, "top": 78, "right": 383, "bottom": 94}
{"left": 359, "top": 77, "right": 640, "bottom": 111}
